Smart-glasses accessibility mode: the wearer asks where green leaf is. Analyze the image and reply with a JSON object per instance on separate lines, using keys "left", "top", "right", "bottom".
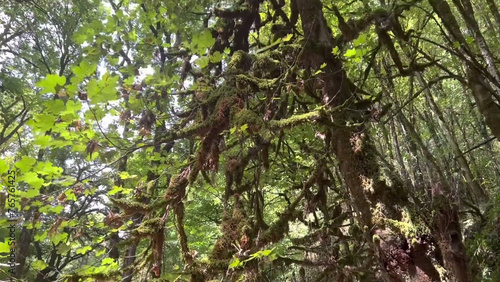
{"left": 119, "top": 171, "right": 137, "bottom": 179}
{"left": 344, "top": 49, "right": 357, "bottom": 58}
{"left": 229, "top": 258, "right": 242, "bottom": 268}
{"left": 0, "top": 159, "right": 8, "bottom": 175}
{"left": 123, "top": 76, "right": 135, "bottom": 86}
{"left": 57, "top": 243, "right": 71, "bottom": 254}
{"left": 15, "top": 156, "right": 36, "bottom": 173}
{"left": 65, "top": 189, "right": 77, "bottom": 201}
{"left": 35, "top": 162, "right": 63, "bottom": 177}
{"left": 209, "top": 51, "right": 223, "bottom": 63}
{"left": 0, "top": 242, "right": 10, "bottom": 253}
{"left": 101, "top": 258, "right": 116, "bottom": 265}
{"left": 29, "top": 114, "right": 57, "bottom": 132}
{"left": 35, "top": 74, "right": 66, "bottom": 94}
{"left": 32, "top": 260, "right": 49, "bottom": 271}
{"left": 109, "top": 186, "right": 124, "bottom": 196}
{"left": 87, "top": 73, "right": 119, "bottom": 103}
{"left": 283, "top": 34, "right": 293, "bottom": 42}
{"left": 25, "top": 189, "right": 40, "bottom": 199}
{"left": 34, "top": 135, "right": 52, "bottom": 147}
{"left": 52, "top": 206, "right": 64, "bottom": 214}
{"left": 22, "top": 172, "right": 44, "bottom": 189}
{"left": 31, "top": 200, "right": 43, "bottom": 207}
{"left": 96, "top": 248, "right": 107, "bottom": 257}
{"left": 72, "top": 60, "right": 97, "bottom": 78}
{"left": 353, "top": 34, "right": 367, "bottom": 47}
{"left": 261, "top": 248, "right": 274, "bottom": 256}
{"left": 73, "top": 33, "right": 87, "bottom": 44}
{"left": 34, "top": 231, "right": 48, "bottom": 242}
{"left": 76, "top": 246, "right": 92, "bottom": 255}
{"left": 51, "top": 232, "right": 68, "bottom": 245}
{"left": 190, "top": 30, "right": 215, "bottom": 54}
{"left": 195, "top": 56, "right": 210, "bottom": 69}
{"left": 332, "top": 46, "right": 340, "bottom": 55}
{"left": 44, "top": 100, "right": 65, "bottom": 113}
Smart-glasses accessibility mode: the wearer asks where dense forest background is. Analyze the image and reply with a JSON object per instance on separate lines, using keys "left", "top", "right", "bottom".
{"left": 1, "top": 0, "right": 500, "bottom": 281}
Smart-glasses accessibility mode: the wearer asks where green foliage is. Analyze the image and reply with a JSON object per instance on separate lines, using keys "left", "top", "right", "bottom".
{"left": 35, "top": 75, "right": 66, "bottom": 94}
{"left": 2, "top": 0, "right": 500, "bottom": 281}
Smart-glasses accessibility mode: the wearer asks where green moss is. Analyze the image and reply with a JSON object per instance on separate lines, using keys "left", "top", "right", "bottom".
{"left": 209, "top": 258, "right": 231, "bottom": 269}
{"left": 234, "top": 109, "right": 263, "bottom": 127}
{"left": 63, "top": 270, "right": 121, "bottom": 281}
{"left": 109, "top": 198, "right": 166, "bottom": 218}
{"left": 165, "top": 173, "right": 189, "bottom": 201}
{"left": 109, "top": 198, "right": 150, "bottom": 214}
{"left": 205, "top": 83, "right": 237, "bottom": 104}
{"left": 174, "top": 119, "right": 211, "bottom": 138}
{"left": 252, "top": 53, "right": 282, "bottom": 78}
{"left": 269, "top": 109, "right": 325, "bottom": 128}
{"left": 411, "top": 238, "right": 419, "bottom": 247}
{"left": 133, "top": 217, "right": 164, "bottom": 236}
{"left": 235, "top": 74, "right": 278, "bottom": 90}
{"left": 260, "top": 210, "right": 301, "bottom": 244}
{"left": 384, "top": 210, "right": 417, "bottom": 238}
{"left": 228, "top": 50, "right": 253, "bottom": 72}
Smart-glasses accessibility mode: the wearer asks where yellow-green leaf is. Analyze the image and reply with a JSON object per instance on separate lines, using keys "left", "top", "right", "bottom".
{"left": 32, "top": 260, "right": 49, "bottom": 271}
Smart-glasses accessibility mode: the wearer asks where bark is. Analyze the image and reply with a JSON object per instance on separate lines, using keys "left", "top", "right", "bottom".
{"left": 15, "top": 133, "right": 51, "bottom": 278}
{"left": 121, "top": 241, "right": 138, "bottom": 282}
{"left": 109, "top": 121, "right": 131, "bottom": 261}
{"left": 296, "top": 1, "right": 440, "bottom": 281}
{"left": 296, "top": 0, "right": 373, "bottom": 227}
{"left": 14, "top": 225, "right": 33, "bottom": 279}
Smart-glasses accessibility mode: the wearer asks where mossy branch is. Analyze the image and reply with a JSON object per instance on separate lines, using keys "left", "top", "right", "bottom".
{"left": 235, "top": 74, "right": 279, "bottom": 90}
{"left": 133, "top": 217, "right": 165, "bottom": 236}
{"left": 268, "top": 105, "right": 343, "bottom": 129}
{"left": 109, "top": 198, "right": 166, "bottom": 215}
{"left": 257, "top": 190, "right": 305, "bottom": 246}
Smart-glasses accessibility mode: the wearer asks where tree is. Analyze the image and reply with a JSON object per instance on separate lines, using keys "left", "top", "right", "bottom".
{"left": 1, "top": 0, "right": 500, "bottom": 281}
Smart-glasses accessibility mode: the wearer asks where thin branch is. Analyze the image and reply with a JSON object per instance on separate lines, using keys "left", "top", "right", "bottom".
{"left": 33, "top": 35, "right": 53, "bottom": 74}
{"left": 455, "top": 136, "right": 496, "bottom": 157}
{"left": 1, "top": 48, "right": 41, "bottom": 70}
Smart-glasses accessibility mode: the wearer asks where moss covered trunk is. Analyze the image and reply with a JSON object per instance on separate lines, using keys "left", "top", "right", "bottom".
{"left": 296, "top": 0, "right": 441, "bottom": 280}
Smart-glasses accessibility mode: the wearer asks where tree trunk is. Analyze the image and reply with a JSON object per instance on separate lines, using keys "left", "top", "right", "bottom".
{"left": 109, "top": 125, "right": 130, "bottom": 261}
{"left": 296, "top": 1, "right": 441, "bottom": 281}
{"left": 14, "top": 225, "right": 33, "bottom": 279}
